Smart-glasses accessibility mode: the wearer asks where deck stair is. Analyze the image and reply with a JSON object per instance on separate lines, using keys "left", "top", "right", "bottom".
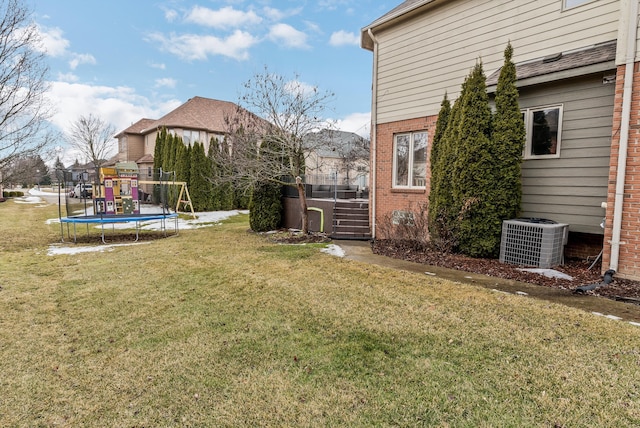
{"left": 331, "top": 200, "right": 371, "bottom": 240}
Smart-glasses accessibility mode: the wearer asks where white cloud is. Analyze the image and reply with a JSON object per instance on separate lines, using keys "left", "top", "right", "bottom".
{"left": 262, "top": 6, "right": 302, "bottom": 21}
{"left": 149, "top": 62, "right": 166, "bottom": 70}
{"left": 329, "top": 30, "right": 360, "bottom": 47}
{"left": 148, "top": 30, "right": 258, "bottom": 61}
{"left": 185, "top": 6, "right": 262, "bottom": 29}
{"left": 46, "top": 81, "right": 181, "bottom": 135}
{"left": 284, "top": 79, "right": 317, "bottom": 97}
{"left": 45, "top": 81, "right": 182, "bottom": 165}
{"left": 35, "top": 25, "right": 69, "bottom": 56}
{"left": 155, "top": 78, "right": 177, "bottom": 88}
{"left": 164, "top": 9, "right": 179, "bottom": 23}
{"left": 69, "top": 53, "right": 96, "bottom": 70}
{"left": 332, "top": 112, "right": 371, "bottom": 138}
{"left": 57, "top": 72, "right": 78, "bottom": 83}
{"left": 268, "top": 23, "right": 309, "bottom": 49}
{"left": 304, "top": 21, "right": 322, "bottom": 34}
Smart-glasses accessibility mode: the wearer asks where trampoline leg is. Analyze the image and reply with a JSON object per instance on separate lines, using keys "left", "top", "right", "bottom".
{"left": 101, "top": 222, "right": 107, "bottom": 244}
{"left": 135, "top": 221, "right": 140, "bottom": 242}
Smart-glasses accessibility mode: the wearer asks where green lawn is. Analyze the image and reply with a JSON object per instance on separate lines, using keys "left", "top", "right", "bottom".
{"left": 1, "top": 199, "right": 639, "bottom": 427}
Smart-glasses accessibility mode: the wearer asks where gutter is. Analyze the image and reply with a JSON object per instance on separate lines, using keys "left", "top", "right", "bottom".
{"left": 368, "top": 28, "right": 379, "bottom": 239}
{"left": 610, "top": 0, "right": 639, "bottom": 272}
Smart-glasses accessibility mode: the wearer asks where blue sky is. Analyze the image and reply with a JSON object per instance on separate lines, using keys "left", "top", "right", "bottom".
{"left": 33, "top": 0, "right": 394, "bottom": 164}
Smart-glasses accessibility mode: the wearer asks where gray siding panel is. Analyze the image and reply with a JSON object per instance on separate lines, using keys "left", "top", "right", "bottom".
{"left": 519, "top": 75, "right": 614, "bottom": 235}
{"left": 372, "top": 0, "right": 620, "bottom": 122}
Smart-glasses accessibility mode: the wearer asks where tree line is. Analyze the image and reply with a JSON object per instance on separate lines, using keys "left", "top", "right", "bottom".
{"left": 151, "top": 128, "right": 247, "bottom": 212}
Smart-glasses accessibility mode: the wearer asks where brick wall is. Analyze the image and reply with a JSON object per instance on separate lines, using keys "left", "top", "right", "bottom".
{"left": 565, "top": 232, "right": 603, "bottom": 261}
{"left": 603, "top": 62, "right": 640, "bottom": 280}
{"left": 373, "top": 116, "right": 437, "bottom": 238}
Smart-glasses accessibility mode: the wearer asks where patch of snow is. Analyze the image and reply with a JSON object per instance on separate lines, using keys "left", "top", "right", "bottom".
{"left": 605, "top": 314, "right": 623, "bottom": 321}
{"left": 424, "top": 271, "right": 436, "bottom": 276}
{"left": 321, "top": 244, "right": 345, "bottom": 257}
{"left": 28, "top": 188, "right": 57, "bottom": 196}
{"left": 515, "top": 291, "right": 529, "bottom": 296}
{"left": 14, "top": 196, "right": 44, "bottom": 204}
{"left": 518, "top": 268, "right": 573, "bottom": 281}
{"left": 629, "top": 322, "right": 640, "bottom": 327}
{"left": 48, "top": 242, "right": 150, "bottom": 256}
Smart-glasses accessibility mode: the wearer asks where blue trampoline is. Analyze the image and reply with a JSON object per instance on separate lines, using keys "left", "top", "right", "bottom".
{"left": 60, "top": 213, "right": 179, "bottom": 243}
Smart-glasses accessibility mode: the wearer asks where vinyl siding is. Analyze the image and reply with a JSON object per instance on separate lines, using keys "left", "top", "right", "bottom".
{"left": 374, "top": 0, "right": 620, "bottom": 123}
{"left": 518, "top": 74, "right": 615, "bottom": 234}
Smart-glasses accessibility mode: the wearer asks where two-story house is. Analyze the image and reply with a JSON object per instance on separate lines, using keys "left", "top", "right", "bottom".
{"left": 304, "top": 129, "right": 370, "bottom": 190}
{"left": 114, "top": 96, "right": 245, "bottom": 178}
{"left": 361, "top": 0, "right": 640, "bottom": 279}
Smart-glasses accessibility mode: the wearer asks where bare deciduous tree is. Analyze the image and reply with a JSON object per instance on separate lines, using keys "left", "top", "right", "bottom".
{"left": 66, "top": 114, "right": 116, "bottom": 169}
{"left": 0, "top": 0, "right": 55, "bottom": 185}
{"left": 216, "top": 67, "right": 335, "bottom": 234}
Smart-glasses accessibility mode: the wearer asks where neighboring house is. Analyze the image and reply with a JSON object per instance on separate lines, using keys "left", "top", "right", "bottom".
{"left": 304, "top": 129, "right": 370, "bottom": 190}
{"left": 69, "top": 160, "right": 103, "bottom": 183}
{"left": 361, "top": 0, "right": 640, "bottom": 280}
{"left": 114, "top": 96, "right": 245, "bottom": 178}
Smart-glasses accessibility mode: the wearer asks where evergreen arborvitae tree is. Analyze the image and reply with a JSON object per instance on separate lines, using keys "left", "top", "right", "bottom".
{"left": 493, "top": 42, "right": 525, "bottom": 223}
{"left": 219, "top": 136, "right": 235, "bottom": 210}
{"left": 249, "top": 138, "right": 283, "bottom": 231}
{"left": 452, "top": 61, "right": 499, "bottom": 258}
{"left": 207, "top": 138, "right": 222, "bottom": 211}
{"left": 153, "top": 128, "right": 166, "bottom": 173}
{"left": 429, "top": 79, "right": 469, "bottom": 251}
{"left": 152, "top": 128, "right": 167, "bottom": 203}
{"left": 162, "top": 132, "right": 177, "bottom": 174}
{"left": 189, "top": 142, "right": 214, "bottom": 211}
{"left": 427, "top": 93, "right": 451, "bottom": 245}
{"left": 249, "top": 181, "right": 282, "bottom": 231}
{"left": 174, "top": 141, "right": 191, "bottom": 210}
{"left": 175, "top": 141, "right": 190, "bottom": 185}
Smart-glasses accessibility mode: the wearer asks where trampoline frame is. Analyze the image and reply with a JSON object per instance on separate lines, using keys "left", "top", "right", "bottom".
{"left": 60, "top": 213, "right": 179, "bottom": 244}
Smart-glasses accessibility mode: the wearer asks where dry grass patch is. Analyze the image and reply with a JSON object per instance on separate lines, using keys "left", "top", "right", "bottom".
{"left": 1, "top": 200, "right": 640, "bottom": 426}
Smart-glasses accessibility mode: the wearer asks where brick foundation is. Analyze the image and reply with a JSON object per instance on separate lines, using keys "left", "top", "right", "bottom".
{"left": 564, "top": 232, "right": 604, "bottom": 261}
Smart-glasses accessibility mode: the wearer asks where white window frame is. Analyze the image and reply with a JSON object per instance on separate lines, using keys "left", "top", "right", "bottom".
{"left": 522, "top": 104, "right": 563, "bottom": 160}
{"left": 563, "top": 0, "right": 596, "bottom": 10}
{"left": 392, "top": 131, "right": 428, "bottom": 189}
{"left": 119, "top": 136, "right": 127, "bottom": 154}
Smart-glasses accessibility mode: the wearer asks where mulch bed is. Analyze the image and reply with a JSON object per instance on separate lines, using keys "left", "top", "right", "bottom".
{"left": 371, "top": 239, "right": 640, "bottom": 302}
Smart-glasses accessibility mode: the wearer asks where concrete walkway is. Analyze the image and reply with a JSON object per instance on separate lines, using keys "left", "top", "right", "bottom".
{"left": 336, "top": 239, "right": 640, "bottom": 325}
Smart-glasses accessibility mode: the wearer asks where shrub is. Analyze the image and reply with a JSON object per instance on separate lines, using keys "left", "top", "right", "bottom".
{"left": 249, "top": 181, "right": 282, "bottom": 232}
{"left": 376, "top": 203, "right": 430, "bottom": 250}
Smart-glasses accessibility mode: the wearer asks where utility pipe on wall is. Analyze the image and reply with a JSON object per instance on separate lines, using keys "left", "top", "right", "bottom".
{"left": 368, "top": 28, "right": 379, "bottom": 239}
{"left": 610, "top": 0, "right": 639, "bottom": 272}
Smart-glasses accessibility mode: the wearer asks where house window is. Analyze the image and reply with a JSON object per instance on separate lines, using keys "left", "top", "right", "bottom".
{"left": 183, "top": 129, "right": 201, "bottom": 145}
{"left": 563, "top": 0, "right": 595, "bottom": 10}
{"left": 119, "top": 136, "right": 127, "bottom": 154}
{"left": 393, "top": 131, "right": 427, "bottom": 188}
{"left": 522, "top": 105, "right": 563, "bottom": 159}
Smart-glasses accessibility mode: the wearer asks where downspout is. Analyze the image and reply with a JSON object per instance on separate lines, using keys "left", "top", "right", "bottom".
{"left": 368, "top": 28, "right": 379, "bottom": 239}
{"left": 610, "top": 0, "right": 639, "bottom": 272}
